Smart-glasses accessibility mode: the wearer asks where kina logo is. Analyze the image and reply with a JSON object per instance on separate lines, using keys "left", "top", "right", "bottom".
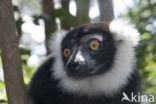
{"left": 121, "top": 92, "right": 154, "bottom": 103}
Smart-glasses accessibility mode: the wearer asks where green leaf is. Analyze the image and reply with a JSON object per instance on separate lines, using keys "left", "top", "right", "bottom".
{"left": 0, "top": 81, "right": 5, "bottom": 89}
{"left": 13, "top": 5, "right": 19, "bottom": 12}
{"left": 141, "top": 32, "right": 151, "bottom": 40}
{"left": 51, "top": 8, "right": 77, "bottom": 27}
{"left": 33, "top": 15, "right": 43, "bottom": 25}
{"left": 16, "top": 18, "right": 24, "bottom": 37}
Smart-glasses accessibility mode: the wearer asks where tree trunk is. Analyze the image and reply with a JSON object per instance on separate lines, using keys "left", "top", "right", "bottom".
{"left": 0, "top": 0, "right": 29, "bottom": 104}
{"left": 61, "top": 0, "right": 70, "bottom": 30}
{"left": 98, "top": 0, "right": 114, "bottom": 22}
{"left": 76, "top": 0, "right": 90, "bottom": 25}
{"left": 61, "top": 0, "right": 69, "bottom": 10}
{"left": 42, "top": 0, "right": 57, "bottom": 55}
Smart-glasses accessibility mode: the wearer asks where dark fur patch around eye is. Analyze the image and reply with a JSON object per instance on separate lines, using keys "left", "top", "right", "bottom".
{"left": 81, "top": 34, "right": 103, "bottom": 43}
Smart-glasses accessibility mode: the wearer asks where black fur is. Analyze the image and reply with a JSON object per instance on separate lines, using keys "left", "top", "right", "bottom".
{"left": 28, "top": 22, "right": 140, "bottom": 104}
{"left": 61, "top": 25, "right": 116, "bottom": 78}
{"left": 28, "top": 56, "right": 140, "bottom": 104}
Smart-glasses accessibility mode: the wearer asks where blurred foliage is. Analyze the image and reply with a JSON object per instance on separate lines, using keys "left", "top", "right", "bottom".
{"left": 20, "top": 48, "right": 36, "bottom": 84}
{"left": 125, "top": 0, "right": 156, "bottom": 102}
{"left": 13, "top": 5, "right": 24, "bottom": 37}
{"left": 51, "top": 8, "right": 77, "bottom": 27}
{"left": 32, "top": 8, "right": 78, "bottom": 36}
{"left": 0, "top": 58, "right": 7, "bottom": 104}
{"left": 32, "top": 15, "right": 43, "bottom": 25}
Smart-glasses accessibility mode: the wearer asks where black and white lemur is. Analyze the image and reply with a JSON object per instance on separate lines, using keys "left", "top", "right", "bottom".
{"left": 28, "top": 19, "right": 140, "bottom": 104}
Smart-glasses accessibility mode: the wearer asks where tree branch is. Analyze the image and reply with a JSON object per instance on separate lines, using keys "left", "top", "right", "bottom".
{"left": 76, "top": 0, "right": 90, "bottom": 25}
{"left": 98, "top": 0, "right": 114, "bottom": 22}
{"left": 42, "top": 0, "right": 57, "bottom": 55}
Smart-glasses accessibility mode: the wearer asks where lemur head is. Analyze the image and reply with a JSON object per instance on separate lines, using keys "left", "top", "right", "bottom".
{"left": 51, "top": 19, "right": 140, "bottom": 96}
{"left": 61, "top": 22, "right": 116, "bottom": 78}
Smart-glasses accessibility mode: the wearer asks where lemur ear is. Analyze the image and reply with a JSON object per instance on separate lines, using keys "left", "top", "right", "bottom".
{"left": 109, "top": 19, "right": 140, "bottom": 47}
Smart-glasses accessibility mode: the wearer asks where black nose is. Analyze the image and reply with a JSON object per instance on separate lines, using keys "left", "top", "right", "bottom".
{"left": 66, "top": 61, "right": 86, "bottom": 77}
{"left": 66, "top": 61, "right": 79, "bottom": 71}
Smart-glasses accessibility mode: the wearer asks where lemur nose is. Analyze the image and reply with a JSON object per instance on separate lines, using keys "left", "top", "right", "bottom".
{"left": 66, "top": 60, "right": 88, "bottom": 77}
{"left": 66, "top": 61, "right": 80, "bottom": 70}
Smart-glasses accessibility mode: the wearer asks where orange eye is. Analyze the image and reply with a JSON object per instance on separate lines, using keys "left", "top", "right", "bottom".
{"left": 89, "top": 41, "right": 100, "bottom": 51}
{"left": 63, "top": 48, "right": 70, "bottom": 57}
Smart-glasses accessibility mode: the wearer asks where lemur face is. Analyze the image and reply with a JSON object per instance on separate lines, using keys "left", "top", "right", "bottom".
{"left": 51, "top": 19, "right": 140, "bottom": 95}
{"left": 61, "top": 23, "right": 116, "bottom": 79}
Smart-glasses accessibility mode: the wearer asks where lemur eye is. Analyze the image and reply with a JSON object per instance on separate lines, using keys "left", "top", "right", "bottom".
{"left": 63, "top": 48, "right": 70, "bottom": 57}
{"left": 89, "top": 40, "right": 100, "bottom": 51}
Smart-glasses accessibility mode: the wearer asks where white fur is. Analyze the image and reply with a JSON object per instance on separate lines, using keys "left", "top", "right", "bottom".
{"left": 50, "top": 30, "right": 68, "bottom": 79}
{"left": 75, "top": 51, "right": 85, "bottom": 62}
{"left": 50, "top": 19, "right": 140, "bottom": 96}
